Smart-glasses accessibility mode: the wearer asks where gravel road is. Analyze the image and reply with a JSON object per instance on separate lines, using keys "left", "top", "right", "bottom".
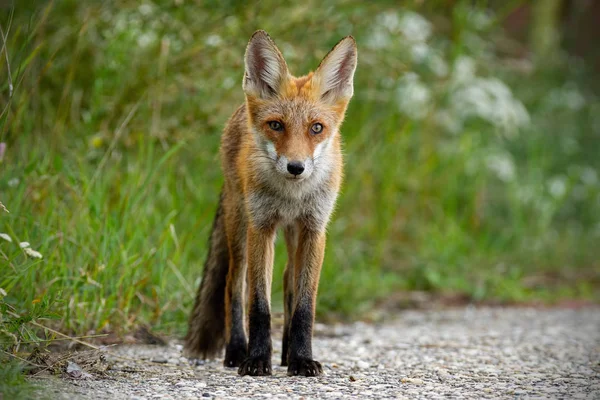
{"left": 34, "top": 307, "right": 600, "bottom": 399}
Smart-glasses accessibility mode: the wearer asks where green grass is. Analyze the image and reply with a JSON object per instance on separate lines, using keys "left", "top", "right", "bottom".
{"left": 0, "top": 360, "right": 38, "bottom": 400}
{"left": 0, "top": 0, "right": 599, "bottom": 345}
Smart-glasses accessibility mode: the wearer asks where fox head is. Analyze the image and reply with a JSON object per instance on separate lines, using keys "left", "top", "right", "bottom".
{"left": 243, "top": 30, "right": 357, "bottom": 182}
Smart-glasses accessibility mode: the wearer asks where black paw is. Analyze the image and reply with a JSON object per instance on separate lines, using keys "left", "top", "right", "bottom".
{"left": 238, "top": 356, "right": 272, "bottom": 376}
{"left": 287, "top": 358, "right": 323, "bottom": 377}
{"left": 224, "top": 343, "right": 247, "bottom": 368}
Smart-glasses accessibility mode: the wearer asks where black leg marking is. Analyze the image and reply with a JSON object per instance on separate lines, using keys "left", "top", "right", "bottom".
{"left": 238, "top": 299, "right": 272, "bottom": 376}
{"left": 287, "top": 299, "right": 322, "bottom": 377}
{"left": 281, "top": 291, "right": 293, "bottom": 366}
{"left": 224, "top": 299, "right": 247, "bottom": 368}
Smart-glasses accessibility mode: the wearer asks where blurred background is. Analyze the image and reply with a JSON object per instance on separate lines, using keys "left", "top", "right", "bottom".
{"left": 0, "top": 0, "right": 599, "bottom": 338}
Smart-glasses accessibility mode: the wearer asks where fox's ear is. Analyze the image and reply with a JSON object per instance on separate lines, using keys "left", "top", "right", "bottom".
{"left": 313, "top": 36, "right": 357, "bottom": 104}
{"left": 243, "top": 30, "right": 289, "bottom": 98}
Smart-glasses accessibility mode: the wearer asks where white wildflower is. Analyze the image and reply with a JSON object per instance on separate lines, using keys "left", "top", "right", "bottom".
{"left": 138, "top": 3, "right": 154, "bottom": 16}
{"left": 128, "top": 15, "right": 142, "bottom": 30}
{"left": 548, "top": 86, "right": 586, "bottom": 111}
{"left": 548, "top": 177, "right": 568, "bottom": 198}
{"left": 222, "top": 76, "right": 235, "bottom": 89}
{"left": 451, "top": 77, "right": 530, "bottom": 134}
{"left": 281, "top": 43, "right": 297, "bottom": 60}
{"left": 381, "top": 76, "right": 396, "bottom": 89}
{"left": 24, "top": 247, "right": 43, "bottom": 259}
{"left": 486, "top": 153, "right": 515, "bottom": 182}
{"left": 8, "top": 178, "right": 19, "bottom": 187}
{"left": 515, "top": 185, "right": 536, "bottom": 205}
{"left": 429, "top": 53, "right": 448, "bottom": 77}
{"left": 468, "top": 9, "right": 492, "bottom": 31}
{"left": 399, "top": 11, "right": 432, "bottom": 42}
{"left": 581, "top": 167, "right": 598, "bottom": 186}
{"left": 137, "top": 31, "right": 157, "bottom": 48}
{"left": 397, "top": 73, "right": 431, "bottom": 120}
{"left": 366, "top": 29, "right": 391, "bottom": 50}
{"left": 452, "top": 56, "right": 476, "bottom": 83}
{"left": 0, "top": 233, "right": 12, "bottom": 243}
{"left": 0, "top": 288, "right": 6, "bottom": 297}
{"left": 410, "top": 42, "right": 429, "bottom": 62}
{"left": 114, "top": 16, "right": 127, "bottom": 34}
{"left": 380, "top": 11, "right": 401, "bottom": 33}
{"left": 463, "top": 33, "right": 488, "bottom": 56}
{"left": 224, "top": 16, "right": 239, "bottom": 29}
{"left": 0, "top": 200, "right": 8, "bottom": 213}
{"left": 19, "top": 241, "right": 30, "bottom": 248}
{"left": 205, "top": 34, "right": 223, "bottom": 47}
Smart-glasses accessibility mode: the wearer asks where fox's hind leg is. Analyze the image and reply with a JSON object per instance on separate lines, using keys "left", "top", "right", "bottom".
{"left": 281, "top": 223, "right": 299, "bottom": 366}
{"left": 223, "top": 196, "right": 249, "bottom": 368}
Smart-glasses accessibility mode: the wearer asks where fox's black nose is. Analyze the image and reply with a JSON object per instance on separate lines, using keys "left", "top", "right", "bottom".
{"left": 287, "top": 161, "right": 305, "bottom": 176}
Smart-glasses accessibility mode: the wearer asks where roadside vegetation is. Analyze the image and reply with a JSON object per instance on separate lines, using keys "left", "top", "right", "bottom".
{"left": 1, "top": 2, "right": 598, "bottom": 372}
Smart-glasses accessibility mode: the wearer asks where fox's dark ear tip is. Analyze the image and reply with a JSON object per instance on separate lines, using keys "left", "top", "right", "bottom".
{"left": 250, "top": 30, "right": 270, "bottom": 40}
{"left": 342, "top": 36, "right": 357, "bottom": 47}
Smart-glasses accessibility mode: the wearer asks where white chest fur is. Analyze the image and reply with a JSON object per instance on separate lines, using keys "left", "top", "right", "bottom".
{"left": 246, "top": 179, "right": 338, "bottom": 231}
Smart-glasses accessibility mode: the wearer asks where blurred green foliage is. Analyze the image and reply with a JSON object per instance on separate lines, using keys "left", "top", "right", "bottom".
{"left": 0, "top": 1, "right": 598, "bottom": 338}
{"left": 0, "top": 359, "right": 38, "bottom": 400}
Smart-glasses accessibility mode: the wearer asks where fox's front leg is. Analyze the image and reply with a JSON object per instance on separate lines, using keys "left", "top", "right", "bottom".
{"left": 281, "top": 224, "right": 298, "bottom": 367}
{"left": 238, "top": 225, "right": 275, "bottom": 376}
{"left": 287, "top": 227, "right": 326, "bottom": 377}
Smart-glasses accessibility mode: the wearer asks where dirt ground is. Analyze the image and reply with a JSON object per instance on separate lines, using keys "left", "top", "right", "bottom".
{"left": 31, "top": 306, "right": 600, "bottom": 399}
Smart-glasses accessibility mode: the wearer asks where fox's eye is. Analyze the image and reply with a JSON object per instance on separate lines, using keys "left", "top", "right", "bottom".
{"left": 311, "top": 123, "right": 323, "bottom": 134}
{"left": 268, "top": 121, "right": 284, "bottom": 131}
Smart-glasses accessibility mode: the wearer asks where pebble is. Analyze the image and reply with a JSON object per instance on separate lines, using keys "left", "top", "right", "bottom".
{"left": 401, "top": 378, "right": 424, "bottom": 385}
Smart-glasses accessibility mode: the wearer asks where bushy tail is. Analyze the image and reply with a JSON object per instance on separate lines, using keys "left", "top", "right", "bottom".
{"left": 184, "top": 193, "right": 229, "bottom": 359}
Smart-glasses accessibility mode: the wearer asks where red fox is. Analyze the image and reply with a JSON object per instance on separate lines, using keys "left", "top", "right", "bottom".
{"left": 185, "top": 30, "right": 357, "bottom": 377}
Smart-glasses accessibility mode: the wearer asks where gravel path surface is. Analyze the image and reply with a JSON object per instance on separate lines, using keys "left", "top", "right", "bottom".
{"left": 34, "top": 307, "right": 600, "bottom": 399}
